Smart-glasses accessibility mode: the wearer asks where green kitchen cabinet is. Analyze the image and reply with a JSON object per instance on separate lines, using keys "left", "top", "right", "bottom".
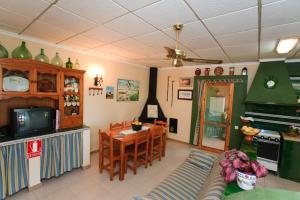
{"left": 279, "top": 134, "right": 300, "bottom": 183}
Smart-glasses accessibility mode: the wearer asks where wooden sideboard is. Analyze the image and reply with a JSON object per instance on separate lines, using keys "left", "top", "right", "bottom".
{"left": 0, "top": 58, "right": 85, "bottom": 128}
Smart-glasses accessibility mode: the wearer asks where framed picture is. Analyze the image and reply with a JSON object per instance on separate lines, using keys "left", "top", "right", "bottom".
{"left": 105, "top": 86, "right": 114, "bottom": 99}
{"left": 117, "top": 79, "right": 140, "bottom": 101}
{"left": 179, "top": 77, "right": 193, "bottom": 87}
{"left": 178, "top": 89, "right": 193, "bottom": 100}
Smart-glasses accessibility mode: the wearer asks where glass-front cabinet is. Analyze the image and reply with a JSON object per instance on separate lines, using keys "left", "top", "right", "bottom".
{"left": 60, "top": 70, "right": 84, "bottom": 128}
{"left": 35, "top": 68, "right": 60, "bottom": 95}
{"left": 1, "top": 65, "right": 33, "bottom": 95}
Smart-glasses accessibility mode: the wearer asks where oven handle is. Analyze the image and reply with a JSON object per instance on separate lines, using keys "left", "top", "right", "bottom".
{"left": 257, "top": 138, "right": 280, "bottom": 145}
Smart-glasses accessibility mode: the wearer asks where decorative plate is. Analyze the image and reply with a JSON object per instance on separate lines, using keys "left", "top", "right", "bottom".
{"left": 3, "top": 76, "right": 29, "bottom": 92}
{"left": 214, "top": 67, "right": 224, "bottom": 76}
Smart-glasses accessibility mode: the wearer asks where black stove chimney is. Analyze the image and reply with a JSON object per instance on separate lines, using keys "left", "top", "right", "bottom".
{"left": 139, "top": 67, "right": 166, "bottom": 123}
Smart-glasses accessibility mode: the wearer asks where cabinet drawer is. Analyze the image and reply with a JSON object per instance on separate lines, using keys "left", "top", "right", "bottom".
{"left": 60, "top": 117, "right": 82, "bottom": 128}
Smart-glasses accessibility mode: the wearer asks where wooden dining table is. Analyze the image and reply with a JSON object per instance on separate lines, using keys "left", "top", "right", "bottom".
{"left": 105, "top": 123, "right": 166, "bottom": 181}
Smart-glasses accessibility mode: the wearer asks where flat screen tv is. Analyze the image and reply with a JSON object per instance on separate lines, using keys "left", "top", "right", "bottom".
{"left": 10, "top": 107, "right": 56, "bottom": 138}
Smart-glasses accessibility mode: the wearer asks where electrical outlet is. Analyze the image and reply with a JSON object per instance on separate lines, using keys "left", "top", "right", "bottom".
{"left": 234, "top": 126, "right": 239, "bottom": 130}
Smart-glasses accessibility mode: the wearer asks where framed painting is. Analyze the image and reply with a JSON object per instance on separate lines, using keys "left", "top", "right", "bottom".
{"left": 105, "top": 86, "right": 114, "bottom": 99}
{"left": 178, "top": 89, "right": 193, "bottom": 100}
{"left": 179, "top": 77, "right": 193, "bottom": 87}
{"left": 117, "top": 79, "right": 140, "bottom": 101}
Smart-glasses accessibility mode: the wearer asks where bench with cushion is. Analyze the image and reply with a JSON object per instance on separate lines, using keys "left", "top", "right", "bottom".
{"left": 135, "top": 149, "right": 226, "bottom": 200}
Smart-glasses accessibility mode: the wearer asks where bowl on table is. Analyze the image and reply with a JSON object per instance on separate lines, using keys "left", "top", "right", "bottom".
{"left": 132, "top": 123, "right": 142, "bottom": 131}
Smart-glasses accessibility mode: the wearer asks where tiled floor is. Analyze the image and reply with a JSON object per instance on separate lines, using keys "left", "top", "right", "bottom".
{"left": 6, "top": 140, "right": 300, "bottom": 200}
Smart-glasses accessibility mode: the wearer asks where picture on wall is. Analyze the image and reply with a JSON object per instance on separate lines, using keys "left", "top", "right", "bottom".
{"left": 105, "top": 86, "right": 114, "bottom": 99}
{"left": 117, "top": 79, "right": 140, "bottom": 101}
{"left": 178, "top": 89, "right": 193, "bottom": 100}
{"left": 179, "top": 77, "right": 193, "bottom": 87}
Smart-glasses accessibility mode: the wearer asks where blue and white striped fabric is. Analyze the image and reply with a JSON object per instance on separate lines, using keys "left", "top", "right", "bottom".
{"left": 187, "top": 149, "right": 216, "bottom": 171}
{"left": 0, "top": 143, "right": 28, "bottom": 200}
{"left": 40, "top": 132, "right": 82, "bottom": 179}
{"left": 145, "top": 161, "right": 210, "bottom": 200}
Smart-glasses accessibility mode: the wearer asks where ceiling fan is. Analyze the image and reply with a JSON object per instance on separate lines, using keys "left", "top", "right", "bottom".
{"left": 164, "top": 24, "right": 222, "bottom": 67}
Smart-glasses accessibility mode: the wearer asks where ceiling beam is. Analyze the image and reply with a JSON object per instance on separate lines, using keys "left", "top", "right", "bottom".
{"left": 257, "top": 0, "right": 262, "bottom": 60}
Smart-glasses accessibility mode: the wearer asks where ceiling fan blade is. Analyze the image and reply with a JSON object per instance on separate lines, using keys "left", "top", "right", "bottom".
{"left": 164, "top": 47, "right": 176, "bottom": 58}
{"left": 183, "top": 57, "right": 222, "bottom": 64}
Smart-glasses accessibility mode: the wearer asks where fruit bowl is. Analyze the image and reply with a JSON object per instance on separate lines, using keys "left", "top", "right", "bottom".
{"left": 241, "top": 126, "right": 260, "bottom": 136}
{"left": 132, "top": 123, "right": 142, "bottom": 131}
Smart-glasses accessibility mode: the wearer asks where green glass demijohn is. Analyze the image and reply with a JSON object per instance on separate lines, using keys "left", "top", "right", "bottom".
{"left": 12, "top": 41, "right": 32, "bottom": 59}
{"left": 35, "top": 48, "right": 49, "bottom": 63}
{"left": 0, "top": 43, "right": 9, "bottom": 58}
{"left": 51, "top": 52, "right": 63, "bottom": 67}
{"left": 65, "top": 57, "right": 73, "bottom": 69}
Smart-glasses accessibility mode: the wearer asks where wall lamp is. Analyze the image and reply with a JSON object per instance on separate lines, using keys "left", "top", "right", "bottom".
{"left": 89, "top": 74, "right": 103, "bottom": 96}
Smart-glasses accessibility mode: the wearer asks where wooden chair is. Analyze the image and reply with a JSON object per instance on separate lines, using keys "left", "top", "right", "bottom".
{"left": 109, "top": 122, "right": 124, "bottom": 130}
{"left": 98, "top": 129, "right": 120, "bottom": 181}
{"left": 149, "top": 125, "right": 164, "bottom": 166}
{"left": 124, "top": 129, "right": 150, "bottom": 175}
{"left": 123, "top": 120, "right": 133, "bottom": 128}
{"left": 154, "top": 119, "right": 167, "bottom": 157}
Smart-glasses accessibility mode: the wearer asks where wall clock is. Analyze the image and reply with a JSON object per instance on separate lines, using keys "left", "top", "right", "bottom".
{"left": 264, "top": 76, "right": 278, "bottom": 89}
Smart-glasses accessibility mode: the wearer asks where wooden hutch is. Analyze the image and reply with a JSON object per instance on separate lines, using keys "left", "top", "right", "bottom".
{"left": 0, "top": 58, "right": 85, "bottom": 129}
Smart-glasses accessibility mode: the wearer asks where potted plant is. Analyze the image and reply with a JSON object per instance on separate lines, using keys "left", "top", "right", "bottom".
{"left": 220, "top": 149, "right": 268, "bottom": 190}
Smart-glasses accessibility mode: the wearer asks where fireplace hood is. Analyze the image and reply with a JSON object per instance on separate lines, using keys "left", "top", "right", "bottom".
{"left": 246, "top": 61, "right": 298, "bottom": 105}
{"left": 139, "top": 67, "right": 166, "bottom": 123}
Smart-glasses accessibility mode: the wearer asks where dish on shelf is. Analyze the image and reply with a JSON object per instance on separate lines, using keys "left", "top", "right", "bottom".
{"left": 38, "top": 78, "right": 55, "bottom": 92}
{"left": 3, "top": 75, "right": 29, "bottom": 92}
{"left": 214, "top": 67, "right": 224, "bottom": 76}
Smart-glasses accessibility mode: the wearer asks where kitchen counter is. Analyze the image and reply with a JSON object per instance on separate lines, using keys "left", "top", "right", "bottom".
{"left": 0, "top": 125, "right": 90, "bottom": 146}
{"left": 282, "top": 132, "right": 300, "bottom": 142}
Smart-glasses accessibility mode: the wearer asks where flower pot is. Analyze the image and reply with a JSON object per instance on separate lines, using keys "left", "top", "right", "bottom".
{"left": 237, "top": 170, "right": 256, "bottom": 190}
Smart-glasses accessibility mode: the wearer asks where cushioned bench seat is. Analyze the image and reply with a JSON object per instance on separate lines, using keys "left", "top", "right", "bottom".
{"left": 146, "top": 161, "right": 210, "bottom": 200}
{"left": 135, "top": 149, "right": 226, "bottom": 200}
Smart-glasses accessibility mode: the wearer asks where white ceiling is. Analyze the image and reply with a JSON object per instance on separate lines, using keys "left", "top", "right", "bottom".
{"left": 0, "top": 0, "right": 299, "bottom": 67}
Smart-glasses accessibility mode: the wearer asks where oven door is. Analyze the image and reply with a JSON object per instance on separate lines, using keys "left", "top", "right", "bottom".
{"left": 257, "top": 139, "right": 280, "bottom": 161}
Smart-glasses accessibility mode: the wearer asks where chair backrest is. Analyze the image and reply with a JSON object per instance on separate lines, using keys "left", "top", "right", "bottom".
{"left": 150, "top": 125, "right": 164, "bottom": 141}
{"left": 154, "top": 119, "right": 167, "bottom": 127}
{"left": 99, "top": 129, "right": 114, "bottom": 157}
{"left": 134, "top": 129, "right": 150, "bottom": 152}
{"left": 109, "top": 122, "right": 124, "bottom": 130}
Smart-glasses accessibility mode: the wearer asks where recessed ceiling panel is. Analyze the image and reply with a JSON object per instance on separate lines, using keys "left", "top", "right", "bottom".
{"left": 60, "top": 35, "right": 103, "bottom": 50}
{"left": 133, "top": 31, "right": 175, "bottom": 50}
{"left": 104, "top": 13, "right": 156, "bottom": 37}
{"left": 203, "top": 7, "right": 257, "bottom": 36}
{"left": 134, "top": 0, "right": 197, "bottom": 29}
{"left": 0, "top": 7, "right": 32, "bottom": 33}
{"left": 185, "top": 0, "right": 257, "bottom": 19}
{"left": 24, "top": 20, "right": 75, "bottom": 43}
{"left": 113, "top": 0, "right": 161, "bottom": 11}
{"left": 83, "top": 25, "right": 127, "bottom": 43}
{"left": 216, "top": 29, "right": 258, "bottom": 46}
{"left": 262, "top": 0, "right": 300, "bottom": 28}
{"left": 0, "top": 0, "right": 50, "bottom": 18}
{"left": 261, "top": 21, "right": 300, "bottom": 42}
{"left": 183, "top": 36, "right": 219, "bottom": 50}
{"left": 56, "top": 0, "right": 128, "bottom": 23}
{"left": 39, "top": 6, "right": 96, "bottom": 34}
{"left": 223, "top": 43, "right": 258, "bottom": 62}
{"left": 195, "top": 47, "right": 230, "bottom": 63}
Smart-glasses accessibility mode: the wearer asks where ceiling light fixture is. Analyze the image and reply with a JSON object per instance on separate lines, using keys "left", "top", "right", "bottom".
{"left": 276, "top": 38, "right": 298, "bottom": 54}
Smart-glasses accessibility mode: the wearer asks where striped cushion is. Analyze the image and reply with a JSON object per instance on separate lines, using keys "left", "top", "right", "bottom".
{"left": 198, "top": 156, "right": 226, "bottom": 200}
{"left": 187, "top": 149, "right": 216, "bottom": 171}
{"left": 145, "top": 161, "right": 210, "bottom": 200}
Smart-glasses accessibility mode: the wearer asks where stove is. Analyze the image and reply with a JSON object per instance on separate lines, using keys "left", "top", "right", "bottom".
{"left": 255, "top": 129, "right": 281, "bottom": 172}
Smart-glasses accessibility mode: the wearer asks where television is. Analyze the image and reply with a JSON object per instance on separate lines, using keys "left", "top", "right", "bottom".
{"left": 10, "top": 107, "right": 56, "bottom": 138}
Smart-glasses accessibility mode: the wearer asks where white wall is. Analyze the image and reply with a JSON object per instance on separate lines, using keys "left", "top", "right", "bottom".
{"left": 0, "top": 32, "right": 149, "bottom": 151}
{"left": 157, "top": 63, "right": 259, "bottom": 143}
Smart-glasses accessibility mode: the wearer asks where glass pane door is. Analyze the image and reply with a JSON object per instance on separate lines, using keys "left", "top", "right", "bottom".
{"left": 200, "top": 82, "right": 234, "bottom": 151}
{"left": 63, "top": 75, "right": 80, "bottom": 116}
{"left": 2, "top": 67, "right": 30, "bottom": 93}
{"left": 37, "top": 72, "right": 57, "bottom": 93}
